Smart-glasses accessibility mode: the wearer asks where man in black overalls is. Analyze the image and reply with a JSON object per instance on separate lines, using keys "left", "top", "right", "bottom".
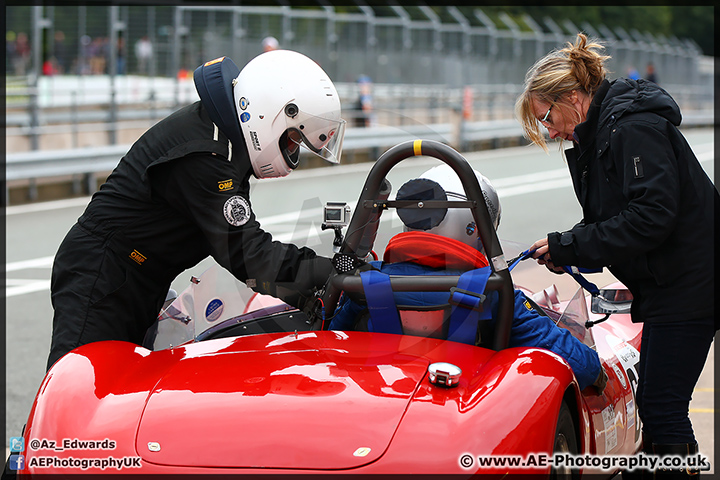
{"left": 47, "top": 51, "right": 346, "bottom": 370}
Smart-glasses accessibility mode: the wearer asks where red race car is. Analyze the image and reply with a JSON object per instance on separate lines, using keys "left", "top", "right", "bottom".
{"left": 15, "top": 140, "right": 641, "bottom": 477}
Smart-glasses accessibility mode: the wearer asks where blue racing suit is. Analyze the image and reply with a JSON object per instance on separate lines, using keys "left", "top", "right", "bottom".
{"left": 329, "top": 260, "right": 602, "bottom": 390}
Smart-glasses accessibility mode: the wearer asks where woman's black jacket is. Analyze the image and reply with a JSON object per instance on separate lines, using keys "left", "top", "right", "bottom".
{"left": 548, "top": 78, "right": 717, "bottom": 323}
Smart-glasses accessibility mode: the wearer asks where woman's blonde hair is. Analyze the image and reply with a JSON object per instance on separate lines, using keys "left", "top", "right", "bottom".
{"left": 515, "top": 33, "right": 611, "bottom": 152}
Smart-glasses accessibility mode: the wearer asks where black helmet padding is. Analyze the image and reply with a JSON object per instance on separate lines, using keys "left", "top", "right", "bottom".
{"left": 193, "top": 56, "right": 245, "bottom": 149}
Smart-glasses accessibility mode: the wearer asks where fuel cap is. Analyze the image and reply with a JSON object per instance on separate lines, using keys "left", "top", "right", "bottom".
{"left": 428, "top": 362, "right": 462, "bottom": 387}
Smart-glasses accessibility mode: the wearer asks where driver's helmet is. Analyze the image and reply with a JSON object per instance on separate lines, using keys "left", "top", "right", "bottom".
{"left": 233, "top": 50, "right": 346, "bottom": 178}
{"left": 396, "top": 164, "right": 501, "bottom": 253}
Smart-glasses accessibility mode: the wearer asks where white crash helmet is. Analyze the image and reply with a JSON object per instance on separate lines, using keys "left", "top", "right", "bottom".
{"left": 233, "top": 50, "right": 346, "bottom": 178}
{"left": 397, "top": 164, "right": 501, "bottom": 251}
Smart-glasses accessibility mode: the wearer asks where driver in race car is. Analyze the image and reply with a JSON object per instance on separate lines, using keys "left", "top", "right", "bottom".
{"left": 329, "top": 165, "right": 606, "bottom": 391}
{"left": 47, "top": 51, "right": 345, "bottom": 370}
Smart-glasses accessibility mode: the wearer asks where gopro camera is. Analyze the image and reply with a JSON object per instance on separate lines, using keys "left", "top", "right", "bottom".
{"left": 323, "top": 202, "right": 351, "bottom": 228}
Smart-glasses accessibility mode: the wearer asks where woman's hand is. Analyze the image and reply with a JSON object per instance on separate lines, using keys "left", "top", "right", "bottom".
{"left": 530, "top": 237, "right": 564, "bottom": 273}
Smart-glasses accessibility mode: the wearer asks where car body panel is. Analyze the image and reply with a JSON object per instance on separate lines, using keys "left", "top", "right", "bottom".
{"left": 583, "top": 311, "right": 642, "bottom": 474}
{"left": 21, "top": 327, "right": 596, "bottom": 475}
{"left": 20, "top": 287, "right": 642, "bottom": 477}
{"left": 136, "top": 332, "right": 429, "bottom": 469}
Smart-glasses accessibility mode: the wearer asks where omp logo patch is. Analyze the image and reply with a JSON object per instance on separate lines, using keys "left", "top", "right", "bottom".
{"left": 204, "top": 56, "right": 225, "bottom": 66}
{"left": 130, "top": 250, "right": 147, "bottom": 265}
{"left": 249, "top": 131, "right": 262, "bottom": 151}
{"left": 218, "top": 179, "right": 234, "bottom": 191}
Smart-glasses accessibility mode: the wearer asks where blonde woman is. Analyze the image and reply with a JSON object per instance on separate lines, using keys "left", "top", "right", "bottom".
{"left": 516, "top": 33, "right": 717, "bottom": 477}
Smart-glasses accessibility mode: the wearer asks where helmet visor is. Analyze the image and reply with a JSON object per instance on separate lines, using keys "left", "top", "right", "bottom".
{"left": 282, "top": 104, "right": 346, "bottom": 164}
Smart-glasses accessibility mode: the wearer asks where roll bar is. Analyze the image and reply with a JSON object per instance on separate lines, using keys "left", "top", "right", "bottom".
{"left": 322, "top": 139, "right": 515, "bottom": 351}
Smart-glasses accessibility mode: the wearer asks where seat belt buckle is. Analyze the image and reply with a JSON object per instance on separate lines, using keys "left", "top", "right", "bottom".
{"left": 448, "top": 287, "right": 486, "bottom": 312}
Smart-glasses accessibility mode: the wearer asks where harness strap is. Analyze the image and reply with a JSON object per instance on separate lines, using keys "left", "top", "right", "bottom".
{"left": 509, "top": 249, "right": 603, "bottom": 297}
{"left": 360, "top": 270, "right": 403, "bottom": 335}
{"left": 562, "top": 266, "right": 602, "bottom": 296}
{"left": 447, "top": 266, "right": 492, "bottom": 344}
{"left": 360, "top": 266, "right": 492, "bottom": 344}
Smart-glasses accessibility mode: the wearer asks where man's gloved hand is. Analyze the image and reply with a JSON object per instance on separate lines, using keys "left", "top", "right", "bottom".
{"left": 248, "top": 256, "right": 334, "bottom": 311}
{"left": 301, "top": 289, "right": 329, "bottom": 328}
{"left": 593, "top": 365, "right": 608, "bottom": 394}
{"left": 332, "top": 252, "right": 376, "bottom": 274}
{"left": 331, "top": 253, "right": 380, "bottom": 305}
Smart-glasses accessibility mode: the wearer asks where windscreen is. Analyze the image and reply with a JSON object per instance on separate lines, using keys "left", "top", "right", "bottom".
{"left": 555, "top": 287, "right": 595, "bottom": 349}
{"left": 145, "top": 264, "right": 286, "bottom": 350}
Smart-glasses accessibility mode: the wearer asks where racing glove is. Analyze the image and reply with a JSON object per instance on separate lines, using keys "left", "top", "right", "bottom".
{"left": 331, "top": 253, "right": 381, "bottom": 305}
{"left": 251, "top": 256, "right": 334, "bottom": 311}
{"left": 593, "top": 365, "right": 608, "bottom": 394}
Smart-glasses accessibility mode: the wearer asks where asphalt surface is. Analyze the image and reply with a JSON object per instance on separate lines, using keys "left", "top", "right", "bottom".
{"left": 5, "top": 129, "right": 715, "bottom": 473}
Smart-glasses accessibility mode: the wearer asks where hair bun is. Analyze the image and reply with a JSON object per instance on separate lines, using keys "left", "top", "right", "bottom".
{"left": 563, "top": 33, "right": 609, "bottom": 94}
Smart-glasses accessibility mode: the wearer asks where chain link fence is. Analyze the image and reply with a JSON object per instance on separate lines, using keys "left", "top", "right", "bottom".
{"left": 6, "top": 5, "right": 709, "bottom": 83}
{"left": 6, "top": 5, "right": 714, "bottom": 152}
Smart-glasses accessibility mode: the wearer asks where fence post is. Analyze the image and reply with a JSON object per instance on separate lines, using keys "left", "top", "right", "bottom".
{"left": 281, "top": 6, "right": 292, "bottom": 50}
{"left": 231, "top": 8, "right": 242, "bottom": 64}
{"left": 77, "top": 6, "right": 86, "bottom": 74}
{"left": 29, "top": 6, "right": 48, "bottom": 151}
{"left": 499, "top": 12, "right": 522, "bottom": 60}
{"left": 447, "top": 7, "right": 472, "bottom": 86}
{"left": 473, "top": 9, "right": 498, "bottom": 84}
{"left": 71, "top": 90, "right": 78, "bottom": 148}
{"left": 358, "top": 6, "right": 375, "bottom": 81}
{"left": 172, "top": 7, "right": 182, "bottom": 109}
{"left": 108, "top": 6, "right": 120, "bottom": 145}
{"left": 323, "top": 6, "right": 337, "bottom": 80}
{"left": 522, "top": 14, "right": 545, "bottom": 61}
{"left": 148, "top": 7, "right": 157, "bottom": 78}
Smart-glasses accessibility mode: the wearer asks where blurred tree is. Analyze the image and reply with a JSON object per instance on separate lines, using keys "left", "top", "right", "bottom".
{"left": 668, "top": 6, "right": 714, "bottom": 56}
{"left": 454, "top": 5, "right": 713, "bottom": 56}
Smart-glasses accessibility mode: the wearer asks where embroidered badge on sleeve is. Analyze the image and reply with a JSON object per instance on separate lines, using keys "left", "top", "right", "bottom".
{"left": 223, "top": 195, "right": 251, "bottom": 227}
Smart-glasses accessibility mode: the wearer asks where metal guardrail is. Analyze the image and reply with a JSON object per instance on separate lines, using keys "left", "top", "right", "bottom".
{"left": 5, "top": 120, "right": 525, "bottom": 182}
{"left": 6, "top": 144, "right": 130, "bottom": 182}
{"left": 6, "top": 108, "right": 174, "bottom": 127}
{"left": 5, "top": 112, "right": 713, "bottom": 183}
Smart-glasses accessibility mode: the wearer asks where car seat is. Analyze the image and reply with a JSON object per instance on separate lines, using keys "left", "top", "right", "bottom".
{"left": 351, "top": 231, "right": 496, "bottom": 347}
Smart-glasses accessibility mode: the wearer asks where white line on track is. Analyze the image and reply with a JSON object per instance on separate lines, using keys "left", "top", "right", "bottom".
{"left": 5, "top": 280, "right": 51, "bottom": 297}
{"left": 6, "top": 256, "right": 55, "bottom": 272}
{"left": 5, "top": 196, "right": 94, "bottom": 216}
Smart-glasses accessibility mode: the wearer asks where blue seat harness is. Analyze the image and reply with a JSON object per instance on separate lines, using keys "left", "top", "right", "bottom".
{"left": 360, "top": 266, "right": 492, "bottom": 344}
{"left": 508, "top": 248, "right": 603, "bottom": 297}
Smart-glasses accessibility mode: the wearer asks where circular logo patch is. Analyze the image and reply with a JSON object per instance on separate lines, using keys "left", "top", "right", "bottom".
{"left": 205, "top": 298, "right": 224, "bottom": 322}
{"left": 239, "top": 97, "right": 249, "bottom": 110}
{"left": 223, "top": 196, "right": 251, "bottom": 227}
{"left": 240, "top": 112, "right": 250, "bottom": 123}
{"left": 465, "top": 221, "right": 476, "bottom": 236}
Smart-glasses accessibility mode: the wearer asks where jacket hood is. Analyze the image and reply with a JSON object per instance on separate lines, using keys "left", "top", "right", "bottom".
{"left": 599, "top": 78, "right": 682, "bottom": 128}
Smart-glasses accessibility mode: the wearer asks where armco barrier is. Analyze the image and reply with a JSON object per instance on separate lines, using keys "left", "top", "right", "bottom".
{"left": 6, "top": 120, "right": 527, "bottom": 182}
{"left": 5, "top": 111, "right": 712, "bottom": 184}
